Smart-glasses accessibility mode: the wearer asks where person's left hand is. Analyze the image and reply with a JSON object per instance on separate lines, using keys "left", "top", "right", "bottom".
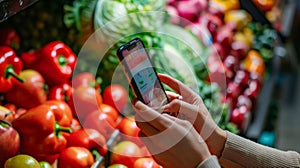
{"left": 134, "top": 101, "right": 211, "bottom": 168}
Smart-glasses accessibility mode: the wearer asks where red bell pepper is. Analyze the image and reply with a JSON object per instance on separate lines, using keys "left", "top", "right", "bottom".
{"left": 57, "top": 147, "right": 94, "bottom": 168}
{"left": 43, "top": 100, "right": 73, "bottom": 127}
{"left": 12, "top": 104, "right": 72, "bottom": 163}
{"left": 0, "top": 46, "right": 24, "bottom": 93}
{"left": 67, "top": 128, "right": 107, "bottom": 158}
{"left": 0, "top": 28, "right": 20, "bottom": 50}
{"left": 48, "top": 83, "right": 73, "bottom": 102}
{"left": 4, "top": 69, "right": 47, "bottom": 109}
{"left": 21, "top": 41, "right": 77, "bottom": 86}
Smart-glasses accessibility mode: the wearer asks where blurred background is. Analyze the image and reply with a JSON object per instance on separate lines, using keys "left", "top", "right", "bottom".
{"left": 1, "top": 0, "right": 300, "bottom": 167}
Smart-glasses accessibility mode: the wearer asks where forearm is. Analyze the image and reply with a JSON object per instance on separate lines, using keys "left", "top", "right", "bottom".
{"left": 220, "top": 131, "right": 300, "bottom": 167}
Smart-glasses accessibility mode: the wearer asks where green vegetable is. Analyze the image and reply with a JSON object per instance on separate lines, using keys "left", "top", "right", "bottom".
{"left": 63, "top": 0, "right": 98, "bottom": 53}
{"left": 248, "top": 22, "right": 277, "bottom": 62}
{"left": 93, "top": 0, "right": 166, "bottom": 42}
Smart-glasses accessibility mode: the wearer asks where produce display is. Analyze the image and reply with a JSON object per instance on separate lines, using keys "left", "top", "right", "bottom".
{"left": 0, "top": 0, "right": 280, "bottom": 167}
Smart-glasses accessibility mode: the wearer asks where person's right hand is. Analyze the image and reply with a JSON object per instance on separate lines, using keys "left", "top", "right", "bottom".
{"left": 134, "top": 101, "right": 211, "bottom": 168}
{"left": 159, "top": 74, "right": 227, "bottom": 157}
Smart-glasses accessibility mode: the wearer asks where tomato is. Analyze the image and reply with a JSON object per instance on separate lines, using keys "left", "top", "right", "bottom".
{"left": 117, "top": 117, "right": 139, "bottom": 137}
{"left": 71, "top": 72, "right": 101, "bottom": 91}
{"left": 100, "top": 104, "right": 119, "bottom": 122}
{"left": 117, "top": 116, "right": 143, "bottom": 146}
{"left": 57, "top": 147, "right": 94, "bottom": 168}
{"left": 133, "top": 158, "right": 162, "bottom": 168}
{"left": 103, "top": 84, "right": 128, "bottom": 113}
{"left": 83, "top": 110, "right": 115, "bottom": 139}
{"left": 68, "top": 86, "right": 103, "bottom": 120}
{"left": 4, "top": 154, "right": 40, "bottom": 168}
{"left": 111, "top": 141, "right": 142, "bottom": 168}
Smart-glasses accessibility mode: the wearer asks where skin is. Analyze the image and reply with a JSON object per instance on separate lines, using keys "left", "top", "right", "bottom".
{"left": 133, "top": 74, "right": 227, "bottom": 167}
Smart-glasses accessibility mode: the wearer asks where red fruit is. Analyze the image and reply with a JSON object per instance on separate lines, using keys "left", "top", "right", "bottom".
{"left": 230, "top": 41, "right": 250, "bottom": 60}
{"left": 198, "top": 13, "right": 223, "bottom": 36}
{"left": 234, "top": 70, "right": 250, "bottom": 87}
{"left": 236, "top": 94, "right": 253, "bottom": 110}
{"left": 207, "top": 54, "right": 227, "bottom": 90}
{"left": 117, "top": 117, "right": 143, "bottom": 146}
{"left": 0, "top": 120, "right": 20, "bottom": 166}
{"left": 224, "top": 55, "right": 239, "bottom": 79}
{"left": 57, "top": 147, "right": 94, "bottom": 168}
{"left": 177, "top": 0, "right": 201, "bottom": 23}
{"left": 111, "top": 141, "right": 142, "bottom": 168}
{"left": 69, "top": 86, "right": 102, "bottom": 120}
{"left": 83, "top": 110, "right": 115, "bottom": 139}
{"left": 103, "top": 84, "right": 128, "bottom": 113}
{"left": 243, "top": 79, "right": 261, "bottom": 99}
{"left": 100, "top": 104, "right": 119, "bottom": 122}
{"left": 226, "top": 82, "right": 242, "bottom": 100}
{"left": 71, "top": 72, "right": 100, "bottom": 90}
{"left": 134, "top": 158, "right": 162, "bottom": 168}
{"left": 230, "top": 105, "right": 251, "bottom": 132}
{"left": 208, "top": 6, "right": 224, "bottom": 20}
{"left": 214, "top": 25, "right": 234, "bottom": 51}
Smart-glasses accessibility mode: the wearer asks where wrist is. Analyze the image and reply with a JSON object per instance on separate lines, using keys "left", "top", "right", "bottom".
{"left": 205, "top": 127, "right": 227, "bottom": 158}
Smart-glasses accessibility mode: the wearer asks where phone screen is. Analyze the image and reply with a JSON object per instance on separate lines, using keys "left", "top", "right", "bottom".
{"left": 119, "top": 39, "right": 168, "bottom": 109}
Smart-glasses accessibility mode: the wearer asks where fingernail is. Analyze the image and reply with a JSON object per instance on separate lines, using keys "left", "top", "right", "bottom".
{"left": 135, "top": 101, "right": 147, "bottom": 111}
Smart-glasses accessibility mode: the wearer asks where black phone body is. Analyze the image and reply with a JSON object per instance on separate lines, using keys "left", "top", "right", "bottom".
{"left": 117, "top": 38, "right": 169, "bottom": 110}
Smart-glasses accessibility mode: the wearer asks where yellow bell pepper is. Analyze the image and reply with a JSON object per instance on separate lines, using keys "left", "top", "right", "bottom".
{"left": 224, "top": 10, "right": 252, "bottom": 30}
{"left": 243, "top": 50, "right": 265, "bottom": 78}
{"left": 210, "top": 0, "right": 240, "bottom": 13}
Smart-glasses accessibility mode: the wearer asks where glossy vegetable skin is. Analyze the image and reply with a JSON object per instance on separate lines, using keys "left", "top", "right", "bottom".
{"left": 12, "top": 103, "right": 72, "bottom": 163}
{"left": 0, "top": 46, "right": 23, "bottom": 93}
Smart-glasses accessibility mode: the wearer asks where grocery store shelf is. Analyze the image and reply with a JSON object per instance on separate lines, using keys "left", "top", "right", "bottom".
{"left": 0, "top": 0, "right": 38, "bottom": 23}
{"left": 239, "top": 0, "right": 272, "bottom": 26}
{"left": 245, "top": 51, "right": 282, "bottom": 141}
{"left": 280, "top": 0, "right": 296, "bottom": 37}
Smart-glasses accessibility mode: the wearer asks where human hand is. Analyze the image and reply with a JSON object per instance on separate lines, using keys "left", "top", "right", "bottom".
{"left": 134, "top": 101, "right": 211, "bottom": 168}
{"left": 158, "top": 74, "right": 227, "bottom": 157}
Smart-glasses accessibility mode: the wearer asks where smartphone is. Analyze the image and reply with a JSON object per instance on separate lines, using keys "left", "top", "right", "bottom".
{"left": 117, "top": 38, "right": 169, "bottom": 110}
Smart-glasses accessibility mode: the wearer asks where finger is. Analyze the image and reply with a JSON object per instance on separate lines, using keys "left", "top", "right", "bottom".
{"left": 134, "top": 101, "right": 173, "bottom": 131}
{"left": 162, "top": 99, "right": 199, "bottom": 124}
{"left": 158, "top": 74, "right": 197, "bottom": 102}
{"left": 165, "top": 91, "right": 183, "bottom": 102}
{"left": 135, "top": 119, "right": 160, "bottom": 137}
